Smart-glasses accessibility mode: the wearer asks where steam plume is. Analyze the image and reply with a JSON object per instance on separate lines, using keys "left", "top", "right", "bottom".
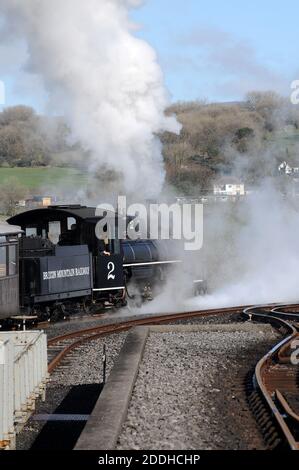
{"left": 1, "top": 0, "right": 180, "bottom": 197}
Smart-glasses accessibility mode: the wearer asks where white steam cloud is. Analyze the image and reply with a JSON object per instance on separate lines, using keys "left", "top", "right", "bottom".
{"left": 1, "top": 0, "right": 180, "bottom": 197}
{"left": 121, "top": 179, "right": 299, "bottom": 317}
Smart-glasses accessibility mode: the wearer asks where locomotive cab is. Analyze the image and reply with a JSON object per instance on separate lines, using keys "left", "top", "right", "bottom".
{"left": 8, "top": 205, "right": 125, "bottom": 317}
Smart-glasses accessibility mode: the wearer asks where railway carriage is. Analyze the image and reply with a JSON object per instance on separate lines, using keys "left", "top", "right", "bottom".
{"left": 0, "top": 223, "right": 23, "bottom": 320}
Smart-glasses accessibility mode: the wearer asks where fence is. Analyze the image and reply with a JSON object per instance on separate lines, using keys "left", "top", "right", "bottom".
{"left": 0, "top": 331, "right": 48, "bottom": 449}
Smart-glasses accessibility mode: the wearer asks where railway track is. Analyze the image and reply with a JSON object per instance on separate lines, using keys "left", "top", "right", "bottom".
{"left": 47, "top": 305, "right": 244, "bottom": 372}
{"left": 46, "top": 302, "right": 299, "bottom": 450}
{"left": 244, "top": 305, "right": 299, "bottom": 450}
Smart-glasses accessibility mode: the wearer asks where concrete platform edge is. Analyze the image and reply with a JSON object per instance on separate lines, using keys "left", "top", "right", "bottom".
{"left": 75, "top": 326, "right": 149, "bottom": 450}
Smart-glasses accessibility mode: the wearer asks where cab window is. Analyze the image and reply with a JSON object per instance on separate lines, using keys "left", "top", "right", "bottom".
{"left": 26, "top": 227, "right": 37, "bottom": 237}
{"left": 9, "top": 245, "right": 17, "bottom": 276}
{"left": 48, "top": 221, "right": 61, "bottom": 245}
{"left": 0, "top": 246, "right": 7, "bottom": 277}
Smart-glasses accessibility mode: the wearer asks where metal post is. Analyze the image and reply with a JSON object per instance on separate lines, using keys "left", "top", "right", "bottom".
{"left": 102, "top": 344, "right": 107, "bottom": 385}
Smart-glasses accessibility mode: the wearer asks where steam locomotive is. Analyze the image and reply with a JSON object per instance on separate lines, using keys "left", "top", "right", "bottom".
{"left": 0, "top": 205, "right": 206, "bottom": 325}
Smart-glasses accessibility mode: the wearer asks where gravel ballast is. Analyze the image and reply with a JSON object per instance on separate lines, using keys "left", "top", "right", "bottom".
{"left": 15, "top": 309, "right": 243, "bottom": 450}
{"left": 16, "top": 332, "right": 126, "bottom": 450}
{"left": 117, "top": 324, "right": 280, "bottom": 450}
{"left": 43, "top": 309, "right": 241, "bottom": 340}
{"left": 50, "top": 332, "right": 126, "bottom": 386}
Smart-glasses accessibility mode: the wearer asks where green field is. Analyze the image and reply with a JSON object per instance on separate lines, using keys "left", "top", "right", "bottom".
{"left": 269, "top": 129, "right": 299, "bottom": 154}
{"left": 0, "top": 167, "right": 90, "bottom": 192}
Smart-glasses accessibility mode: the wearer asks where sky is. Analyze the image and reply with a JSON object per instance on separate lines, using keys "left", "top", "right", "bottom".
{"left": 131, "top": 0, "right": 299, "bottom": 103}
{"left": 1, "top": 0, "right": 299, "bottom": 110}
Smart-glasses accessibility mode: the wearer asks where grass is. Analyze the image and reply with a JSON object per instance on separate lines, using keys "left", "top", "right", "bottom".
{"left": 269, "top": 128, "right": 299, "bottom": 149}
{"left": 0, "top": 167, "right": 90, "bottom": 192}
{"left": 1, "top": 127, "right": 298, "bottom": 194}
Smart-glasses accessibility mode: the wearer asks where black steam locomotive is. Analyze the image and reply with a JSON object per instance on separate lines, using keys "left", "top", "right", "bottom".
{"left": 0, "top": 205, "right": 206, "bottom": 325}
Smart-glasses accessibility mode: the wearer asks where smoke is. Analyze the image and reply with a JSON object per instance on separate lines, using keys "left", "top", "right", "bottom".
{"left": 124, "top": 183, "right": 299, "bottom": 318}
{"left": 1, "top": 0, "right": 180, "bottom": 198}
{"left": 185, "top": 184, "right": 299, "bottom": 309}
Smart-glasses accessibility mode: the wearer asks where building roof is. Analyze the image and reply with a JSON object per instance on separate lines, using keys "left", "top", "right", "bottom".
{"left": 0, "top": 223, "right": 23, "bottom": 236}
{"left": 214, "top": 176, "right": 244, "bottom": 185}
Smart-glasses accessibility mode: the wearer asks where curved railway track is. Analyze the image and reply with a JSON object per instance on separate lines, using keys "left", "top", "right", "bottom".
{"left": 46, "top": 302, "right": 299, "bottom": 450}
{"left": 47, "top": 305, "right": 245, "bottom": 372}
{"left": 244, "top": 305, "right": 299, "bottom": 450}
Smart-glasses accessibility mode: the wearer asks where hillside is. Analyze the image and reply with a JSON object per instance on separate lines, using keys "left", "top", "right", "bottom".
{"left": 0, "top": 92, "right": 299, "bottom": 198}
{"left": 162, "top": 93, "right": 299, "bottom": 193}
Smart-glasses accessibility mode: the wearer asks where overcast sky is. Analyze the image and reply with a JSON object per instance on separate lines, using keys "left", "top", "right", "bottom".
{"left": 1, "top": 0, "right": 298, "bottom": 110}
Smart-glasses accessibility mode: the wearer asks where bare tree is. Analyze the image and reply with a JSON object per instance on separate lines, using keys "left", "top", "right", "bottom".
{"left": 0, "top": 177, "right": 27, "bottom": 216}
{"left": 246, "top": 91, "right": 284, "bottom": 131}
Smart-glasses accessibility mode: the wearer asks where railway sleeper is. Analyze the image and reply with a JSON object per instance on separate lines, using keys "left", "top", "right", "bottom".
{"left": 249, "top": 391, "right": 261, "bottom": 400}
{"left": 255, "top": 408, "right": 269, "bottom": 420}
{"left": 252, "top": 406, "right": 264, "bottom": 417}
{"left": 250, "top": 397, "right": 263, "bottom": 408}
{"left": 247, "top": 381, "right": 284, "bottom": 450}
{"left": 267, "top": 437, "right": 282, "bottom": 450}
{"left": 263, "top": 422, "right": 276, "bottom": 433}
{"left": 259, "top": 416, "right": 273, "bottom": 428}
{"left": 251, "top": 400, "right": 264, "bottom": 412}
{"left": 264, "top": 427, "right": 279, "bottom": 441}
{"left": 265, "top": 431, "right": 281, "bottom": 446}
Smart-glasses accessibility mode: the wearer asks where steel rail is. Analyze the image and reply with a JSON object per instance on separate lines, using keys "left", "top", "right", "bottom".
{"left": 48, "top": 302, "right": 299, "bottom": 373}
{"left": 47, "top": 305, "right": 246, "bottom": 372}
{"left": 244, "top": 306, "right": 299, "bottom": 450}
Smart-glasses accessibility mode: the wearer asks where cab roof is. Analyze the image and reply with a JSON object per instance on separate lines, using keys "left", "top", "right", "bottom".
{"left": 0, "top": 223, "right": 23, "bottom": 236}
{"left": 8, "top": 205, "right": 116, "bottom": 227}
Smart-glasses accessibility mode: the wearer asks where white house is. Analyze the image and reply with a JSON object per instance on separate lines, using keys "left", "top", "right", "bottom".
{"left": 213, "top": 177, "right": 245, "bottom": 197}
{"left": 278, "top": 161, "right": 299, "bottom": 176}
